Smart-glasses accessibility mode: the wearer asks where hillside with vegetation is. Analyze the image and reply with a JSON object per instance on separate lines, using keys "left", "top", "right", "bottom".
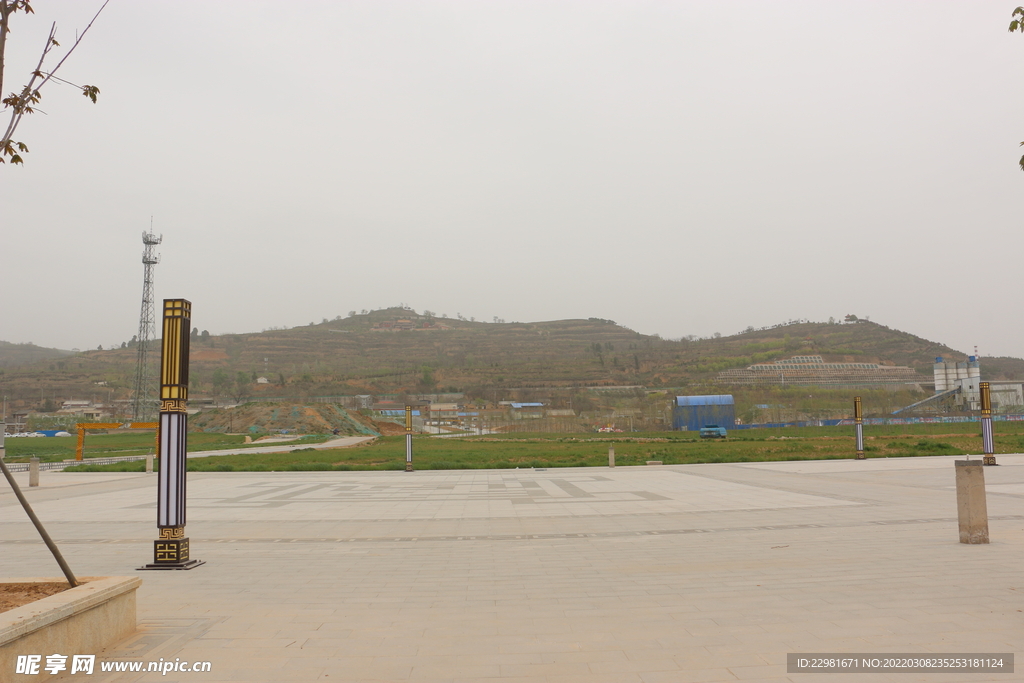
{"left": 0, "top": 341, "right": 73, "bottom": 368}
{"left": 189, "top": 403, "right": 380, "bottom": 436}
{"left": 2, "top": 308, "right": 1022, "bottom": 420}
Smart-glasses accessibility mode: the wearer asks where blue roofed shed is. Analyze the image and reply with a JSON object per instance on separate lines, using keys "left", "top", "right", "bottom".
{"left": 673, "top": 395, "right": 735, "bottom": 431}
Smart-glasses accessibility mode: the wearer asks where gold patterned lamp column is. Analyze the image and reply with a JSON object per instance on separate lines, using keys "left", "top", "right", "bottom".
{"left": 980, "top": 382, "right": 997, "bottom": 466}
{"left": 405, "top": 405, "right": 413, "bottom": 471}
{"left": 139, "top": 299, "right": 204, "bottom": 570}
{"left": 854, "top": 396, "right": 865, "bottom": 460}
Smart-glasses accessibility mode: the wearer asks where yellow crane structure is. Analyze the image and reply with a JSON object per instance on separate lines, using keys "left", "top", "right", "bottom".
{"left": 74, "top": 422, "right": 158, "bottom": 461}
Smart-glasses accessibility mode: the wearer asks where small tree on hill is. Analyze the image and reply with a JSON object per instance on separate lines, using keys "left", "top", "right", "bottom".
{"left": 232, "top": 371, "right": 251, "bottom": 403}
{"left": 418, "top": 366, "right": 437, "bottom": 392}
{"left": 211, "top": 368, "right": 230, "bottom": 397}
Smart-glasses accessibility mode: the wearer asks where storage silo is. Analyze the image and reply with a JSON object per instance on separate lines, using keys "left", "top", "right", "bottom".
{"left": 956, "top": 362, "right": 968, "bottom": 381}
{"left": 934, "top": 357, "right": 947, "bottom": 392}
{"left": 946, "top": 362, "right": 957, "bottom": 390}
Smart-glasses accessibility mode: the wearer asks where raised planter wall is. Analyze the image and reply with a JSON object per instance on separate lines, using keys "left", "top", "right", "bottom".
{"left": 1, "top": 577, "right": 141, "bottom": 681}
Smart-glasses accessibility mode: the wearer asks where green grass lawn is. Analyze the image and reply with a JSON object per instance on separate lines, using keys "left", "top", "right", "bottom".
{"left": 4, "top": 431, "right": 332, "bottom": 463}
{"left": 58, "top": 423, "right": 1024, "bottom": 473}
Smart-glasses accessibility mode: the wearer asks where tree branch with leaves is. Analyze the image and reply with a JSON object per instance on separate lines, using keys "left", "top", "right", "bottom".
{"left": 0, "top": 0, "right": 108, "bottom": 164}
{"left": 1010, "top": 6, "right": 1024, "bottom": 170}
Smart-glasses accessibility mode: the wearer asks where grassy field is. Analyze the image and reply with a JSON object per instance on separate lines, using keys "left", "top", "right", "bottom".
{"left": 3, "top": 432, "right": 332, "bottom": 463}
{"left": 57, "top": 422, "right": 1024, "bottom": 473}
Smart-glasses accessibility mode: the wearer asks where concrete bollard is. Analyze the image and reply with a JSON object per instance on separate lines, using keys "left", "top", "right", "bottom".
{"left": 955, "top": 460, "right": 989, "bottom": 544}
{"left": 608, "top": 446, "right": 615, "bottom": 468}
{"left": 29, "top": 457, "right": 40, "bottom": 487}
{"left": 146, "top": 453, "right": 154, "bottom": 474}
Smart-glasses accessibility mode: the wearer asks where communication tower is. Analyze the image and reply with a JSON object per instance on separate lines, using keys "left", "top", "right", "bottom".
{"left": 131, "top": 230, "right": 162, "bottom": 420}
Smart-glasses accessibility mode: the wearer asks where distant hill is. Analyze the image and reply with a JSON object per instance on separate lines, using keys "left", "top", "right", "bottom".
{"left": 0, "top": 341, "right": 74, "bottom": 368}
{"left": 3, "top": 309, "right": 1023, "bottom": 414}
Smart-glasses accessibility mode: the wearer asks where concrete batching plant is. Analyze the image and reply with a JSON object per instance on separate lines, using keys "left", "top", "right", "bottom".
{"left": 933, "top": 356, "right": 981, "bottom": 410}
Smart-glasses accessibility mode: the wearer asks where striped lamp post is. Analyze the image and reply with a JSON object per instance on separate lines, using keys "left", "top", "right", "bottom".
{"left": 139, "top": 299, "right": 204, "bottom": 570}
{"left": 854, "top": 396, "right": 865, "bottom": 460}
{"left": 981, "top": 382, "right": 996, "bottom": 466}
{"left": 405, "top": 405, "right": 414, "bottom": 472}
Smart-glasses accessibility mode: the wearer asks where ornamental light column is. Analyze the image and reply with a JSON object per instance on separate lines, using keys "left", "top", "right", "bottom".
{"left": 980, "top": 382, "right": 996, "bottom": 466}
{"left": 405, "top": 405, "right": 414, "bottom": 471}
{"left": 139, "top": 299, "right": 204, "bottom": 570}
{"left": 854, "top": 396, "right": 865, "bottom": 460}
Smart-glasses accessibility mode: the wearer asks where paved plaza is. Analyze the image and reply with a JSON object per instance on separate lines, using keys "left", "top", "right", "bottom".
{"left": 2, "top": 454, "right": 1022, "bottom": 682}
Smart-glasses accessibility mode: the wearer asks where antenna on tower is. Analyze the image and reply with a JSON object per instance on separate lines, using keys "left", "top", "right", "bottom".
{"left": 131, "top": 229, "right": 162, "bottom": 421}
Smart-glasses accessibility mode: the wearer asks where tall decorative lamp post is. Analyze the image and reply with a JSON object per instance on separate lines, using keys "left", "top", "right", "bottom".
{"left": 981, "top": 382, "right": 996, "bottom": 466}
{"left": 139, "top": 299, "right": 204, "bottom": 570}
{"left": 405, "top": 405, "right": 414, "bottom": 472}
{"left": 854, "top": 396, "right": 865, "bottom": 460}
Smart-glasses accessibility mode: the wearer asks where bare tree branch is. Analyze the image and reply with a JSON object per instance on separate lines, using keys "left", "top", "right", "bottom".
{"left": 0, "top": 0, "right": 109, "bottom": 164}
{"left": 1010, "top": 7, "right": 1024, "bottom": 171}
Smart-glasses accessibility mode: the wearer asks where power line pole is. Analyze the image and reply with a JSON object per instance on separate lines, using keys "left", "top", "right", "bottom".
{"left": 131, "top": 229, "right": 162, "bottom": 421}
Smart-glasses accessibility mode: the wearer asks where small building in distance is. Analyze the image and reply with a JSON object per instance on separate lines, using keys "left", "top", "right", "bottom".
{"left": 57, "top": 400, "right": 106, "bottom": 420}
{"left": 672, "top": 395, "right": 735, "bottom": 432}
{"left": 510, "top": 402, "right": 545, "bottom": 420}
{"left": 990, "top": 382, "right": 1024, "bottom": 412}
{"left": 428, "top": 403, "right": 460, "bottom": 425}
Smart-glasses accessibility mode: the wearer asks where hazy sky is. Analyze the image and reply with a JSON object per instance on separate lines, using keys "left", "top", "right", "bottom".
{"left": 3, "top": 1, "right": 1023, "bottom": 357}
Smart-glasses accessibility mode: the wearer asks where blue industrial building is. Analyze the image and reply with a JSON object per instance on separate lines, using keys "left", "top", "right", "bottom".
{"left": 672, "top": 395, "right": 736, "bottom": 431}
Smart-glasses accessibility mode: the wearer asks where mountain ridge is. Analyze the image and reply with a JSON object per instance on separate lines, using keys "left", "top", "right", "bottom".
{"left": 2, "top": 309, "right": 1022, "bottom": 415}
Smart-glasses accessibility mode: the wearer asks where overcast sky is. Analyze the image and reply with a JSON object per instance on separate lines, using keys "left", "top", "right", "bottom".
{"left": 3, "top": 1, "right": 1023, "bottom": 358}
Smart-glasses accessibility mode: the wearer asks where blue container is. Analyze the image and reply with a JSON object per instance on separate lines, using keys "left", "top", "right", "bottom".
{"left": 673, "top": 395, "right": 736, "bottom": 432}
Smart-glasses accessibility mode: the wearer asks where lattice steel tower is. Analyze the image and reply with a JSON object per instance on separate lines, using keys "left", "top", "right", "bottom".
{"left": 131, "top": 230, "right": 162, "bottom": 421}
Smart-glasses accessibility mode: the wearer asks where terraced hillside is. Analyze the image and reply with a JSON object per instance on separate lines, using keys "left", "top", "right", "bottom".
{"left": 2, "top": 309, "right": 1022, "bottom": 416}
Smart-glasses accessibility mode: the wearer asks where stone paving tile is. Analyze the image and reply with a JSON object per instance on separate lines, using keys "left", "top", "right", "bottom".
{"left": 3, "top": 457, "right": 1022, "bottom": 682}
{"left": 409, "top": 663, "right": 501, "bottom": 679}
{"left": 588, "top": 658, "right": 682, "bottom": 674}
{"left": 640, "top": 668, "right": 741, "bottom": 682}
{"left": 541, "top": 675, "right": 645, "bottom": 683}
